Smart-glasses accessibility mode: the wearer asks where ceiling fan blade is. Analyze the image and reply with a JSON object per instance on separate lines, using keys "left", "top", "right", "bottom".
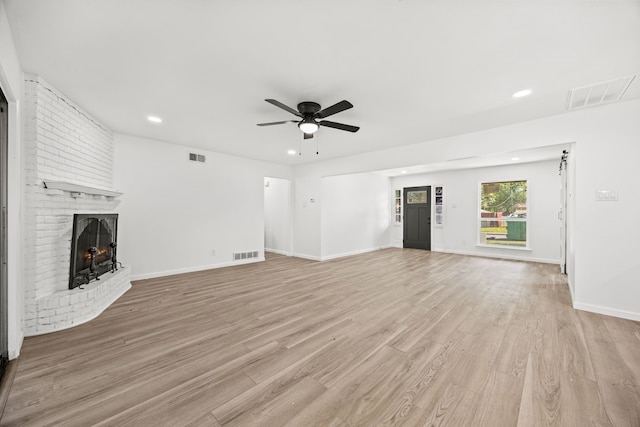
{"left": 256, "top": 120, "right": 297, "bottom": 127}
{"left": 265, "top": 99, "right": 302, "bottom": 117}
{"left": 304, "top": 132, "right": 314, "bottom": 139}
{"left": 315, "top": 100, "right": 353, "bottom": 119}
{"left": 318, "top": 120, "right": 360, "bottom": 133}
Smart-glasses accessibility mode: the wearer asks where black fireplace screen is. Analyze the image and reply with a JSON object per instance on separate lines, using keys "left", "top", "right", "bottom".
{"left": 69, "top": 213, "right": 118, "bottom": 289}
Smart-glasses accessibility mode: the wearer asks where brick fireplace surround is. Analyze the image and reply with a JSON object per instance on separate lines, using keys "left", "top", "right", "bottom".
{"left": 23, "top": 75, "right": 131, "bottom": 336}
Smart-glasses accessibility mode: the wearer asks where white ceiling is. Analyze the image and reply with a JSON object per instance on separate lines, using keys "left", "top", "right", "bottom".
{"left": 4, "top": 0, "right": 640, "bottom": 167}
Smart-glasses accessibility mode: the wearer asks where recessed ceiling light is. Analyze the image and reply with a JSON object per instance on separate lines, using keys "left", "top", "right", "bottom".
{"left": 147, "top": 116, "right": 162, "bottom": 123}
{"left": 401, "top": 170, "right": 407, "bottom": 174}
{"left": 287, "top": 150, "right": 296, "bottom": 155}
{"left": 511, "top": 157, "right": 520, "bottom": 161}
{"left": 512, "top": 89, "right": 532, "bottom": 98}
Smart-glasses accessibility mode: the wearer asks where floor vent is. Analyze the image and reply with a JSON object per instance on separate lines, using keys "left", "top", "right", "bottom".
{"left": 233, "top": 251, "right": 259, "bottom": 261}
{"left": 188, "top": 153, "right": 206, "bottom": 162}
{"left": 567, "top": 75, "right": 636, "bottom": 111}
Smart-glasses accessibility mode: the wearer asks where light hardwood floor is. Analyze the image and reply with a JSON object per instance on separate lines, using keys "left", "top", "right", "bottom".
{"left": 2, "top": 249, "right": 640, "bottom": 426}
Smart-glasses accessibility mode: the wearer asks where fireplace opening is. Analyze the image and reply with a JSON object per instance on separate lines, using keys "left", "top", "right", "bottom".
{"left": 69, "top": 213, "right": 119, "bottom": 289}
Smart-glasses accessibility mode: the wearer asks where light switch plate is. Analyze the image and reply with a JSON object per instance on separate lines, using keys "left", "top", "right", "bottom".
{"left": 596, "top": 189, "right": 618, "bottom": 201}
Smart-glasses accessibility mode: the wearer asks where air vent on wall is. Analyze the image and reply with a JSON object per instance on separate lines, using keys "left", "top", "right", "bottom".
{"left": 567, "top": 75, "right": 636, "bottom": 111}
{"left": 233, "top": 251, "right": 259, "bottom": 261}
{"left": 188, "top": 153, "right": 206, "bottom": 162}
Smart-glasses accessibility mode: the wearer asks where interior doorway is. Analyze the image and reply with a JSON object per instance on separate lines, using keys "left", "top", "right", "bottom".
{"left": 264, "top": 177, "right": 292, "bottom": 256}
{"left": 403, "top": 186, "right": 431, "bottom": 250}
{"left": 0, "top": 86, "right": 9, "bottom": 379}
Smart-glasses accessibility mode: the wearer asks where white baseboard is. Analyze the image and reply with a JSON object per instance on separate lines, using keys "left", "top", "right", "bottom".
{"left": 573, "top": 302, "right": 640, "bottom": 322}
{"left": 292, "top": 246, "right": 392, "bottom": 262}
{"left": 9, "top": 332, "right": 24, "bottom": 360}
{"left": 563, "top": 277, "right": 640, "bottom": 323}
{"left": 436, "top": 248, "right": 559, "bottom": 264}
{"left": 320, "top": 246, "right": 391, "bottom": 261}
{"left": 130, "top": 257, "right": 265, "bottom": 281}
{"left": 567, "top": 277, "right": 575, "bottom": 304}
{"left": 292, "top": 253, "right": 322, "bottom": 261}
{"left": 314, "top": 245, "right": 555, "bottom": 264}
{"left": 265, "top": 248, "right": 292, "bottom": 256}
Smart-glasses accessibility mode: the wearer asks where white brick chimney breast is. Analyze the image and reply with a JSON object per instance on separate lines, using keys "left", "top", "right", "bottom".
{"left": 23, "top": 75, "right": 131, "bottom": 335}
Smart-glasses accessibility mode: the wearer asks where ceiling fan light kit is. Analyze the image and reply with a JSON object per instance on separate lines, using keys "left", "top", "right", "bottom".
{"left": 298, "top": 117, "right": 319, "bottom": 134}
{"left": 257, "top": 99, "right": 359, "bottom": 140}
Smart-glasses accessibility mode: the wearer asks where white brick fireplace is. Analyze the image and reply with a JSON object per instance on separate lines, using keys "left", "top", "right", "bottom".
{"left": 23, "top": 75, "right": 131, "bottom": 336}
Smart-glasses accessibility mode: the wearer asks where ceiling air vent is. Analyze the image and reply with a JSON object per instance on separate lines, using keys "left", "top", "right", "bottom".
{"left": 188, "top": 153, "right": 206, "bottom": 163}
{"left": 567, "top": 75, "right": 636, "bottom": 111}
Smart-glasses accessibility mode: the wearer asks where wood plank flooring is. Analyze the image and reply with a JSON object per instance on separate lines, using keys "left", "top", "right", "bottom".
{"left": 2, "top": 249, "right": 640, "bottom": 426}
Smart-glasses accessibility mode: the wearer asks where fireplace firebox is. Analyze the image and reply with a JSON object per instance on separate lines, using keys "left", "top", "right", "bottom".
{"left": 69, "top": 213, "right": 119, "bottom": 289}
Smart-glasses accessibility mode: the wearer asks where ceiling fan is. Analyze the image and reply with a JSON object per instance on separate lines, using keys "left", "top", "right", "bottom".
{"left": 257, "top": 99, "right": 360, "bottom": 139}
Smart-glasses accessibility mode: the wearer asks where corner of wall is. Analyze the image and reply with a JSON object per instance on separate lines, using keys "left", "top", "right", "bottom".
{"left": 7, "top": 333, "right": 22, "bottom": 360}
{"left": 572, "top": 301, "right": 640, "bottom": 322}
{"left": 0, "top": 16, "right": 25, "bottom": 359}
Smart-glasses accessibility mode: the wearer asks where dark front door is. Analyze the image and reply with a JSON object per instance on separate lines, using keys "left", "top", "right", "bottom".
{"left": 403, "top": 186, "right": 431, "bottom": 250}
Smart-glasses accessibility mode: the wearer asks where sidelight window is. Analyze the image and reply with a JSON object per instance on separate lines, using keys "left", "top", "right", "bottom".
{"left": 394, "top": 189, "right": 402, "bottom": 223}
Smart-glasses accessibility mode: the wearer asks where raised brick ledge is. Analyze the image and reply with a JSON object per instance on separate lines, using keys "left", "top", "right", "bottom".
{"left": 25, "top": 267, "right": 132, "bottom": 336}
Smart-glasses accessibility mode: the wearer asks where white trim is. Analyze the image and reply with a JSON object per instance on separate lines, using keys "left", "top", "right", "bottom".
{"left": 320, "top": 246, "right": 390, "bottom": 261}
{"left": 8, "top": 333, "right": 22, "bottom": 360}
{"left": 567, "top": 277, "right": 575, "bottom": 303}
{"left": 292, "top": 253, "right": 322, "bottom": 261}
{"left": 1, "top": 71, "right": 24, "bottom": 360}
{"left": 129, "top": 257, "right": 265, "bottom": 281}
{"left": 475, "top": 244, "right": 532, "bottom": 251}
{"left": 573, "top": 302, "right": 640, "bottom": 322}
{"left": 43, "top": 180, "right": 122, "bottom": 198}
{"left": 435, "top": 248, "right": 559, "bottom": 264}
{"left": 265, "top": 248, "right": 292, "bottom": 256}
{"left": 478, "top": 179, "right": 529, "bottom": 247}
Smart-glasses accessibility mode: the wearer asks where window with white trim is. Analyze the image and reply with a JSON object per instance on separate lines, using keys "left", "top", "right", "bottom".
{"left": 394, "top": 189, "right": 402, "bottom": 224}
{"left": 479, "top": 180, "right": 528, "bottom": 248}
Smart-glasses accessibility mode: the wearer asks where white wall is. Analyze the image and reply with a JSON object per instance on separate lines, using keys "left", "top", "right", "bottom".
{"left": 570, "top": 102, "right": 640, "bottom": 320}
{"left": 292, "top": 173, "right": 322, "bottom": 260}
{"left": 114, "top": 134, "right": 293, "bottom": 280}
{"left": 391, "top": 160, "right": 562, "bottom": 264}
{"left": 294, "top": 99, "right": 640, "bottom": 321}
{"left": 0, "top": 0, "right": 24, "bottom": 358}
{"left": 264, "top": 177, "right": 292, "bottom": 255}
{"left": 321, "top": 172, "right": 391, "bottom": 259}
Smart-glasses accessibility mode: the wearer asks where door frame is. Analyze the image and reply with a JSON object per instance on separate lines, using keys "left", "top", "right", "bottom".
{"left": 559, "top": 150, "right": 568, "bottom": 274}
{"left": 0, "top": 86, "right": 9, "bottom": 376}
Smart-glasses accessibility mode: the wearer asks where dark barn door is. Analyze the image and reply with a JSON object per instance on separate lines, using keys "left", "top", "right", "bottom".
{"left": 403, "top": 186, "right": 431, "bottom": 250}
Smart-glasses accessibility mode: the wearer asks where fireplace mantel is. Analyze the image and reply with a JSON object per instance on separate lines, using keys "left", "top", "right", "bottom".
{"left": 43, "top": 180, "right": 123, "bottom": 198}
